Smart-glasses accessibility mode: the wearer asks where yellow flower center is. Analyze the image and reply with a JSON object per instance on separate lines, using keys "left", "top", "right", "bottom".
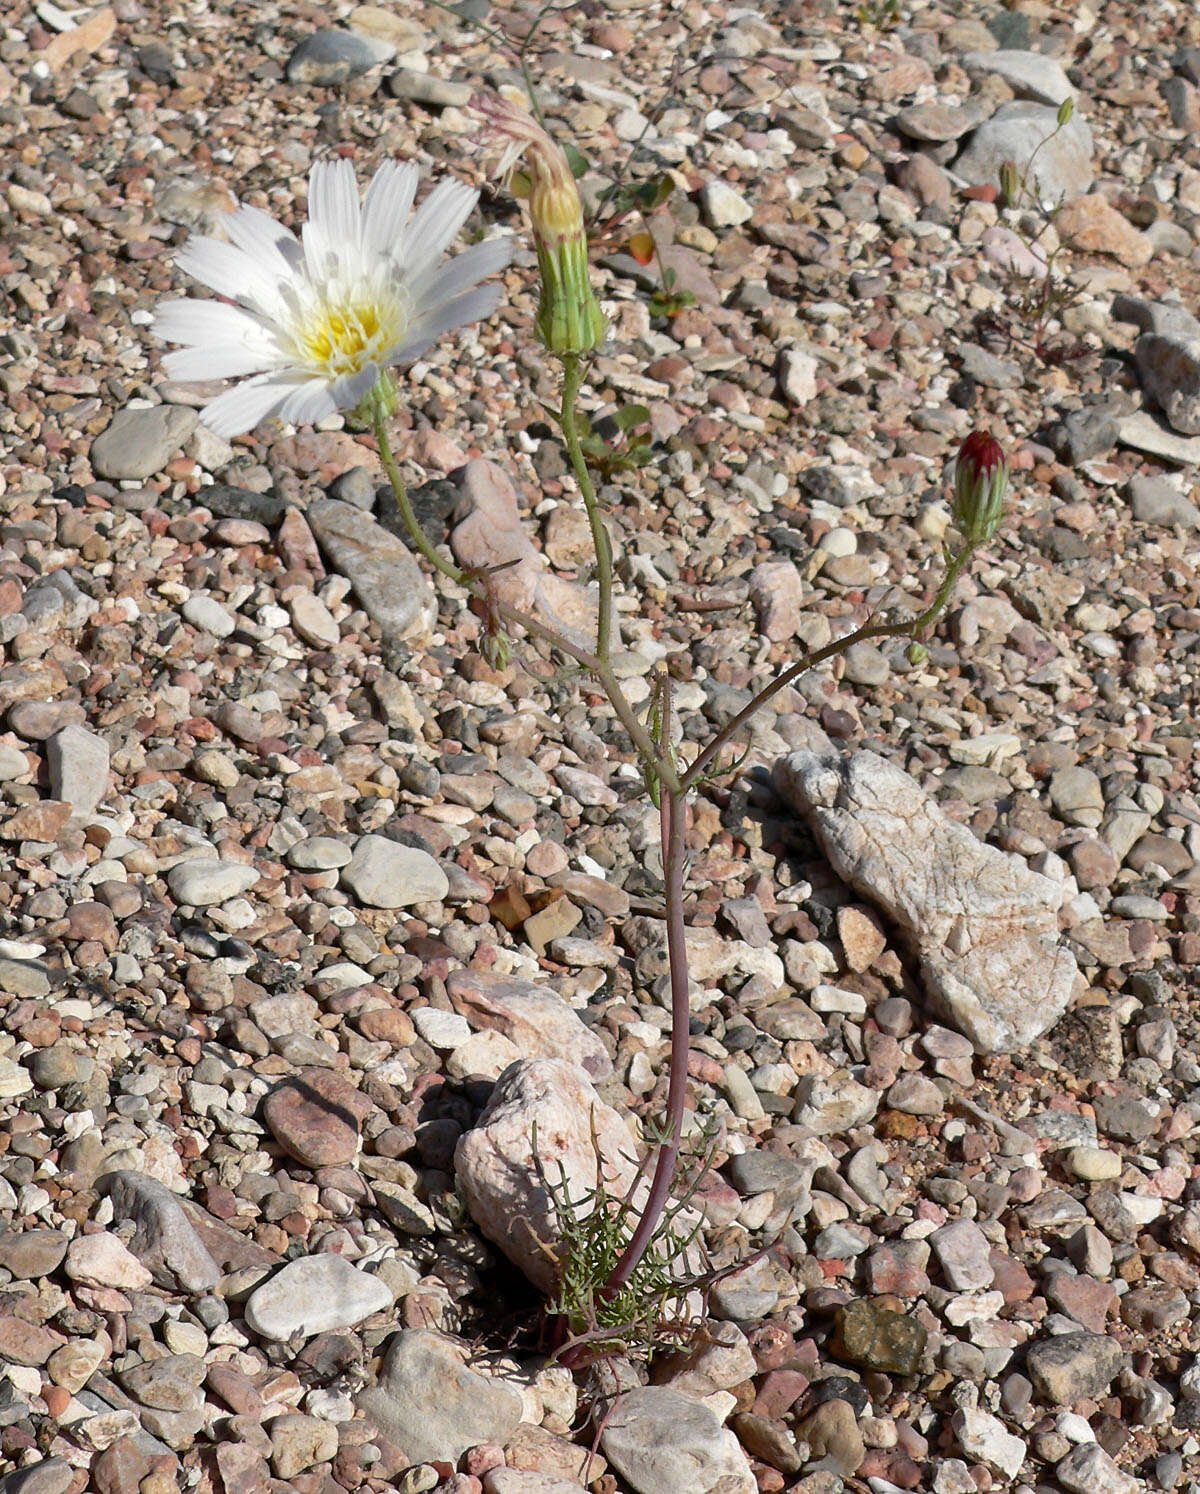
{"left": 293, "top": 289, "right": 407, "bottom": 377}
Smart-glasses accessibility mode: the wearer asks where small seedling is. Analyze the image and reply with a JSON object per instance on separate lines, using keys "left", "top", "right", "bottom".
{"left": 576, "top": 403, "right": 655, "bottom": 481}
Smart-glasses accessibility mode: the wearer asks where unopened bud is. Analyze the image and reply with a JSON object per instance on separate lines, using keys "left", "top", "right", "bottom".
{"left": 479, "top": 627, "right": 512, "bottom": 671}
{"left": 998, "top": 160, "right": 1020, "bottom": 209}
{"left": 473, "top": 90, "right": 606, "bottom": 356}
{"left": 953, "top": 431, "right": 1009, "bottom": 544}
{"left": 905, "top": 641, "right": 928, "bottom": 667}
{"left": 1056, "top": 96, "right": 1075, "bottom": 127}
{"left": 349, "top": 367, "right": 399, "bottom": 429}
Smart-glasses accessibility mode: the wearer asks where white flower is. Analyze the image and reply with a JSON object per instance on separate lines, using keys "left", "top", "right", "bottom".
{"left": 153, "top": 158, "right": 510, "bottom": 437}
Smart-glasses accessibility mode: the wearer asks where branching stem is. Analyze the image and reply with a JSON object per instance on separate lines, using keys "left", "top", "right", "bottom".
{"left": 373, "top": 387, "right": 976, "bottom": 1310}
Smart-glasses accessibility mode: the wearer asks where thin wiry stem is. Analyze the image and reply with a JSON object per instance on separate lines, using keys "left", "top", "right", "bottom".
{"left": 680, "top": 544, "right": 975, "bottom": 793}
{"left": 559, "top": 353, "right": 616, "bottom": 660}
{"left": 372, "top": 407, "right": 677, "bottom": 794}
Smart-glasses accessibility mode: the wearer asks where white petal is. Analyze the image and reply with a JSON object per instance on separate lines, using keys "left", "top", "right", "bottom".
{"left": 408, "top": 235, "right": 511, "bottom": 311}
{"left": 330, "top": 363, "right": 381, "bottom": 411}
{"left": 401, "top": 179, "right": 478, "bottom": 278}
{"left": 198, "top": 375, "right": 305, "bottom": 438}
{"left": 388, "top": 282, "right": 503, "bottom": 365}
{"left": 161, "top": 343, "right": 283, "bottom": 381}
{"left": 277, "top": 380, "right": 338, "bottom": 426}
{"left": 362, "top": 160, "right": 419, "bottom": 260}
{"left": 174, "top": 237, "right": 289, "bottom": 318}
{"left": 153, "top": 298, "right": 278, "bottom": 353}
{"left": 223, "top": 204, "right": 304, "bottom": 277}
{"left": 304, "top": 158, "right": 363, "bottom": 283}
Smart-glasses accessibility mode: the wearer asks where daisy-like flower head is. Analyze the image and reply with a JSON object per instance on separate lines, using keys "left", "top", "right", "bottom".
{"left": 153, "top": 159, "right": 511, "bottom": 438}
{"left": 473, "top": 90, "right": 606, "bottom": 357}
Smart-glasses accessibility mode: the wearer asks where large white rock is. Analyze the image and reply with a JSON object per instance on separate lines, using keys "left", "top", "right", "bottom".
{"left": 454, "top": 1058, "right": 641, "bottom": 1293}
{"left": 773, "top": 748, "right": 1079, "bottom": 1052}
{"left": 357, "top": 1330, "right": 523, "bottom": 1464}
{"left": 601, "top": 1386, "right": 755, "bottom": 1494}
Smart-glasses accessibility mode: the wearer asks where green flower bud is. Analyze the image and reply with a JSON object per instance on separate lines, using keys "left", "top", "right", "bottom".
{"left": 349, "top": 367, "right": 399, "bottom": 429}
{"left": 998, "top": 159, "right": 1021, "bottom": 209}
{"left": 474, "top": 90, "right": 607, "bottom": 356}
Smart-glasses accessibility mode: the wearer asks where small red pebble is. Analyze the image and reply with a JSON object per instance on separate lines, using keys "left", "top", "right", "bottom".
{"left": 41, "top": 1385, "right": 71, "bottom": 1419}
{"left": 962, "top": 183, "right": 997, "bottom": 201}
{"left": 752, "top": 1464, "right": 786, "bottom": 1493}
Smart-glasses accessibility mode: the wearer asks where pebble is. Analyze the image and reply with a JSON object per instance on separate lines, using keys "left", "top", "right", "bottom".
{"left": 46, "top": 724, "right": 109, "bottom": 816}
{"left": 288, "top": 591, "right": 340, "bottom": 648}
{"left": 961, "top": 48, "right": 1076, "bottom": 105}
{"left": 1067, "top": 1146, "right": 1123, "bottom": 1181}
{"left": 308, "top": 499, "right": 434, "bottom": 644}
{"left": 90, "top": 405, "right": 197, "bottom": 479}
{"left": 700, "top": 180, "right": 753, "bottom": 227}
{"left": 263, "top": 1067, "right": 372, "bottom": 1166}
{"left": 340, "top": 834, "right": 449, "bottom": 908}
{"left": 64, "top": 1231, "right": 153, "bottom": 1290}
{"left": 167, "top": 858, "right": 261, "bottom": 906}
{"left": 775, "top": 749, "right": 1078, "bottom": 1053}
{"left": 387, "top": 68, "right": 473, "bottom": 107}
{"left": 1056, "top": 1442, "right": 1140, "bottom": 1494}
{"left": 100, "top": 1170, "right": 222, "bottom": 1292}
{"left": 245, "top": 1254, "right": 391, "bottom": 1340}
{"left": 446, "top": 968, "right": 613, "bottom": 1079}
{"left": 286, "top": 29, "right": 391, "bottom": 85}
{"left": 931, "top": 1220, "right": 995, "bottom": 1290}
{"left": 1026, "top": 1333, "right": 1125, "bottom": 1405}
{"left": 954, "top": 102, "right": 1095, "bottom": 201}
{"left": 951, "top": 1402, "right": 1026, "bottom": 1480}
{"left": 456, "top": 1058, "right": 649, "bottom": 1292}
{"left": 1128, "top": 475, "right": 1200, "bottom": 528}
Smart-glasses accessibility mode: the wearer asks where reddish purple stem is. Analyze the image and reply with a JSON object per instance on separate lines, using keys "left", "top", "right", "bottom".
{"left": 602, "top": 786, "right": 691, "bottom": 1296}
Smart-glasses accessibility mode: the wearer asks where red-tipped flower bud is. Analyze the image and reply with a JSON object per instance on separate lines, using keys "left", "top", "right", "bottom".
{"left": 953, "top": 431, "right": 1009, "bottom": 544}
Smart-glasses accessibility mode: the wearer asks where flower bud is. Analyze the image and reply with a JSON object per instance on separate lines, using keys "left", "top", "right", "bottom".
{"left": 998, "top": 159, "right": 1020, "bottom": 209}
{"left": 904, "top": 641, "right": 928, "bottom": 667}
{"left": 473, "top": 91, "right": 606, "bottom": 356}
{"left": 953, "top": 431, "right": 1009, "bottom": 544}
{"left": 348, "top": 367, "right": 398, "bottom": 429}
{"left": 1056, "top": 96, "right": 1075, "bottom": 127}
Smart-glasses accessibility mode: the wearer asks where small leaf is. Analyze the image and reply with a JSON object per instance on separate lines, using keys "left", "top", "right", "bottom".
{"left": 635, "top": 173, "right": 676, "bottom": 212}
{"left": 563, "top": 142, "right": 589, "bottom": 179}
{"left": 628, "top": 231, "right": 656, "bottom": 265}
{"left": 613, "top": 404, "right": 651, "bottom": 432}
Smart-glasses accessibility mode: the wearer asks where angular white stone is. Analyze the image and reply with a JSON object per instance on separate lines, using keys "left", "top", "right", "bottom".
{"left": 774, "top": 749, "right": 1079, "bottom": 1053}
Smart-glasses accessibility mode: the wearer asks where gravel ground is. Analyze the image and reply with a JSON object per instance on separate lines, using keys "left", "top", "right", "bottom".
{"left": 1, "top": 1, "right": 1200, "bottom": 1492}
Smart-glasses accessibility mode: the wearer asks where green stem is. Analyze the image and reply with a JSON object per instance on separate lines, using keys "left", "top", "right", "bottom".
{"left": 372, "top": 407, "right": 679, "bottom": 796}
{"left": 559, "top": 353, "right": 616, "bottom": 661}
{"left": 680, "top": 544, "right": 974, "bottom": 793}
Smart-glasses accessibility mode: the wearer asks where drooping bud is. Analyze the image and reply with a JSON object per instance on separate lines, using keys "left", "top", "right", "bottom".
{"left": 952, "top": 431, "right": 1009, "bottom": 544}
{"left": 1056, "top": 96, "right": 1075, "bottom": 128}
{"left": 472, "top": 90, "right": 606, "bottom": 356}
